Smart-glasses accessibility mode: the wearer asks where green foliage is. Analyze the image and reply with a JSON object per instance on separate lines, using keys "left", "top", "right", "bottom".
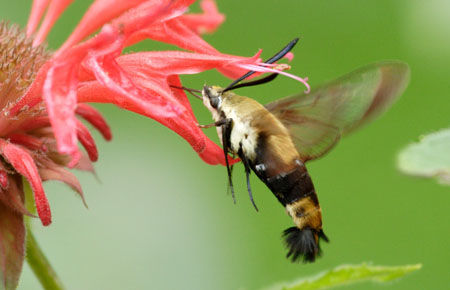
{"left": 398, "top": 128, "right": 450, "bottom": 185}
{"left": 266, "top": 263, "right": 421, "bottom": 290}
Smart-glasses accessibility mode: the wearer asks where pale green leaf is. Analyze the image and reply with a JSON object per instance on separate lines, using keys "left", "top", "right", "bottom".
{"left": 265, "top": 263, "right": 421, "bottom": 290}
{"left": 398, "top": 128, "right": 450, "bottom": 185}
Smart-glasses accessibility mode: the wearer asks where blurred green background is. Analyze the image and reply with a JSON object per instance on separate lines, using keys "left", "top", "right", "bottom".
{"left": 2, "top": 0, "right": 449, "bottom": 289}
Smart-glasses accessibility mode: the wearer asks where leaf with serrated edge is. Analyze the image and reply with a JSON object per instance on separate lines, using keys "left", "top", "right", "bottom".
{"left": 263, "top": 263, "right": 421, "bottom": 290}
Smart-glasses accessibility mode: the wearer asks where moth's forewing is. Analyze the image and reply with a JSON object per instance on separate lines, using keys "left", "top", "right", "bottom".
{"left": 265, "top": 61, "right": 410, "bottom": 161}
{"left": 353, "top": 62, "right": 410, "bottom": 132}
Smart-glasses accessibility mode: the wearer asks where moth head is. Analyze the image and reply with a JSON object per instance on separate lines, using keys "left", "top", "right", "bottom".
{"left": 202, "top": 85, "right": 224, "bottom": 110}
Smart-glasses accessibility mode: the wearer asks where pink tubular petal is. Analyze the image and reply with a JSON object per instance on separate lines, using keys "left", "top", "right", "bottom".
{"left": 82, "top": 30, "right": 183, "bottom": 119}
{"left": 85, "top": 68, "right": 200, "bottom": 147}
{"left": 42, "top": 26, "right": 122, "bottom": 165}
{"left": 42, "top": 25, "right": 124, "bottom": 164}
{"left": 75, "top": 104, "right": 112, "bottom": 141}
{"left": 123, "top": 20, "right": 260, "bottom": 79}
{"left": 118, "top": 51, "right": 232, "bottom": 76}
{"left": 77, "top": 0, "right": 196, "bottom": 56}
{"left": 0, "top": 140, "right": 51, "bottom": 226}
{"left": 43, "top": 59, "right": 81, "bottom": 166}
{"left": 126, "top": 1, "right": 224, "bottom": 47}
{"left": 124, "top": 19, "right": 219, "bottom": 53}
{"left": 33, "top": 0, "right": 74, "bottom": 47}
{"left": 77, "top": 80, "right": 232, "bottom": 166}
{"left": 76, "top": 120, "right": 98, "bottom": 162}
{"left": 111, "top": 0, "right": 196, "bottom": 38}
{"left": 116, "top": 50, "right": 262, "bottom": 79}
{"left": 8, "top": 134, "right": 46, "bottom": 152}
{"left": 178, "top": 0, "right": 225, "bottom": 34}
{"left": 59, "top": 0, "right": 147, "bottom": 52}
{"left": 27, "top": 0, "right": 50, "bottom": 36}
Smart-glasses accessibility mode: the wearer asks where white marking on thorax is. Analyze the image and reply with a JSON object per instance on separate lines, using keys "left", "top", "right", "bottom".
{"left": 255, "top": 164, "right": 266, "bottom": 172}
{"left": 222, "top": 106, "right": 258, "bottom": 160}
{"left": 202, "top": 93, "right": 223, "bottom": 145}
{"left": 201, "top": 89, "right": 257, "bottom": 159}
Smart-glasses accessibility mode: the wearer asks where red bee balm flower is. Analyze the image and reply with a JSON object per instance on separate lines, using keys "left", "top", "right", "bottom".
{"left": 1, "top": 0, "right": 309, "bottom": 288}
{"left": 0, "top": 21, "right": 113, "bottom": 222}
{"left": 0, "top": 22, "right": 111, "bottom": 227}
{"left": 13, "top": 0, "right": 276, "bottom": 169}
{"left": 2, "top": 0, "right": 275, "bottom": 228}
{"left": 0, "top": 21, "right": 111, "bottom": 289}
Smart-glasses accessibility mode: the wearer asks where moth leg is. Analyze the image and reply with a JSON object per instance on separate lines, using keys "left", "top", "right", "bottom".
{"left": 240, "top": 149, "right": 259, "bottom": 212}
{"left": 221, "top": 118, "right": 235, "bottom": 204}
{"left": 226, "top": 153, "right": 235, "bottom": 197}
{"left": 197, "top": 119, "right": 229, "bottom": 129}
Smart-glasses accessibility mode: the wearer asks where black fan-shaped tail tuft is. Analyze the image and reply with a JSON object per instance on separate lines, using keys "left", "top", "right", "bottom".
{"left": 283, "top": 227, "right": 329, "bottom": 263}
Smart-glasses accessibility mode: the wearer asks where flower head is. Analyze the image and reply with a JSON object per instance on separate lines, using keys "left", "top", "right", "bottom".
{"left": 0, "top": 22, "right": 111, "bottom": 226}
{"left": 1, "top": 1, "right": 310, "bottom": 287}
{"left": 10, "top": 0, "right": 308, "bottom": 168}
{"left": 1, "top": 0, "right": 310, "bottom": 230}
{"left": 0, "top": 21, "right": 112, "bottom": 288}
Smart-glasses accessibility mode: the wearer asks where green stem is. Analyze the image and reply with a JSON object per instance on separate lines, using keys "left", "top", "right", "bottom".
{"left": 25, "top": 227, "right": 65, "bottom": 290}
{"left": 24, "top": 180, "right": 65, "bottom": 290}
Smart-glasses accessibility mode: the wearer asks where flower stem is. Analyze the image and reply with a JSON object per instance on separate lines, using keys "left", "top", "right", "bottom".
{"left": 24, "top": 179, "right": 65, "bottom": 290}
{"left": 25, "top": 224, "right": 65, "bottom": 290}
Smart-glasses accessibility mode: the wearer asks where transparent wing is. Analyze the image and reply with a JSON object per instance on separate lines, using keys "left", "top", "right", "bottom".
{"left": 265, "top": 61, "right": 410, "bottom": 161}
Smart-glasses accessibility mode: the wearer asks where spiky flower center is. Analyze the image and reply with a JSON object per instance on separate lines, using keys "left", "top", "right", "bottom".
{"left": 0, "top": 22, "right": 49, "bottom": 89}
{"left": 0, "top": 22, "right": 50, "bottom": 136}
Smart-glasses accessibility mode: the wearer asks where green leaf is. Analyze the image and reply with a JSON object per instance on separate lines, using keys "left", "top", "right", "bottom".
{"left": 397, "top": 128, "right": 450, "bottom": 185}
{"left": 265, "top": 263, "right": 422, "bottom": 290}
{"left": 0, "top": 202, "right": 26, "bottom": 290}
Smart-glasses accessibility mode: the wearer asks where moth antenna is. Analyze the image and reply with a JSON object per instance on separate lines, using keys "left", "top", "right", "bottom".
{"left": 223, "top": 37, "right": 299, "bottom": 92}
{"left": 170, "top": 85, "right": 203, "bottom": 100}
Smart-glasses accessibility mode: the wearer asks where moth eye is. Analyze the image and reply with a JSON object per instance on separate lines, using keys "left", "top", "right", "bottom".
{"left": 210, "top": 96, "right": 221, "bottom": 108}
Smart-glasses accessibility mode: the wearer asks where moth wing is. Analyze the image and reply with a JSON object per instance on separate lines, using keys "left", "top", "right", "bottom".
{"left": 265, "top": 61, "right": 410, "bottom": 161}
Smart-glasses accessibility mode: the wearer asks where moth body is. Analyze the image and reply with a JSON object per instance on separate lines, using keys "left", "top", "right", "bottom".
{"left": 202, "top": 85, "right": 327, "bottom": 262}
{"left": 197, "top": 61, "right": 409, "bottom": 263}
